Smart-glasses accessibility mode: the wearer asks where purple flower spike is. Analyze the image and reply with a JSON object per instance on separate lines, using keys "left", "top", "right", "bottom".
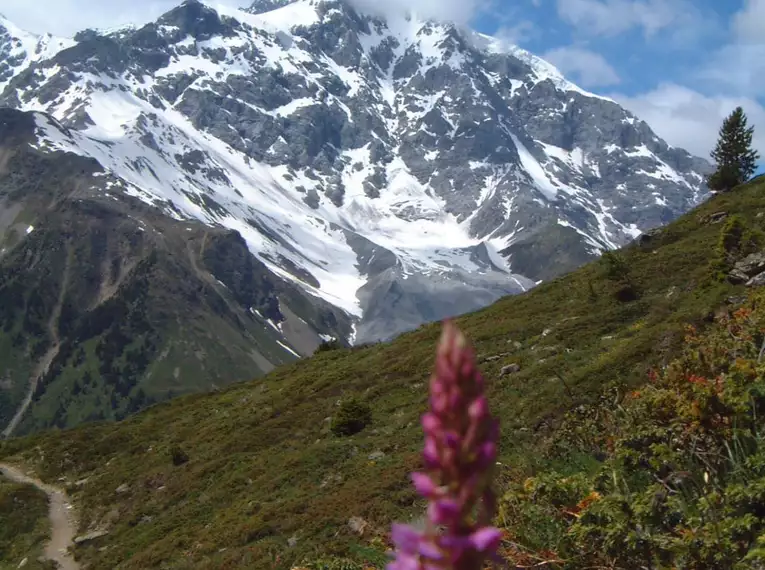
{"left": 388, "top": 321, "right": 502, "bottom": 570}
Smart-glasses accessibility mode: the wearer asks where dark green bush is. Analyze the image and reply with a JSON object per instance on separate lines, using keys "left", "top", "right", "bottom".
{"left": 169, "top": 445, "right": 189, "bottom": 466}
{"left": 316, "top": 339, "right": 343, "bottom": 353}
{"left": 600, "top": 251, "right": 639, "bottom": 301}
{"left": 331, "top": 398, "right": 372, "bottom": 437}
{"left": 600, "top": 250, "right": 630, "bottom": 282}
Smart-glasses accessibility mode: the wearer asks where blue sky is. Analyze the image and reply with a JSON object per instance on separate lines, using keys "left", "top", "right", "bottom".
{"left": 474, "top": 0, "right": 764, "bottom": 163}
{"left": 2, "top": 0, "right": 764, "bottom": 162}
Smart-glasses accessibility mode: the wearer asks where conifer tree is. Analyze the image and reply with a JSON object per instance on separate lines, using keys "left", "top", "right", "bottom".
{"left": 708, "top": 107, "right": 759, "bottom": 192}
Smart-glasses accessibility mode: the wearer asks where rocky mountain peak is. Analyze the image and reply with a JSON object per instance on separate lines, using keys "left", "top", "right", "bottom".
{"left": 157, "top": 0, "right": 240, "bottom": 39}
{"left": 247, "top": 0, "right": 298, "bottom": 14}
{"left": 0, "top": 2, "right": 711, "bottom": 343}
{"left": 0, "top": 16, "right": 74, "bottom": 93}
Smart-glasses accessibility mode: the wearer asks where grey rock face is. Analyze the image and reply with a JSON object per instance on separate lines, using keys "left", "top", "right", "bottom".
{"left": 355, "top": 267, "right": 533, "bottom": 344}
{"left": 0, "top": 0, "right": 712, "bottom": 343}
{"left": 747, "top": 272, "right": 765, "bottom": 287}
{"left": 730, "top": 252, "right": 765, "bottom": 285}
{"left": 734, "top": 252, "right": 765, "bottom": 277}
{"left": 0, "top": 18, "right": 74, "bottom": 94}
{"left": 247, "top": 0, "right": 296, "bottom": 14}
{"left": 501, "top": 364, "right": 521, "bottom": 376}
{"left": 0, "top": 27, "right": 27, "bottom": 86}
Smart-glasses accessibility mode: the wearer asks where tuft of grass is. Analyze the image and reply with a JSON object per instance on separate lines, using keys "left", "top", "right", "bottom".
{"left": 2, "top": 179, "right": 765, "bottom": 568}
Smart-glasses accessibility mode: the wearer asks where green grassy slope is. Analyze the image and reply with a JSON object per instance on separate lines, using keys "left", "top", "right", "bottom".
{"left": 1, "top": 179, "right": 764, "bottom": 569}
{"left": 0, "top": 477, "right": 53, "bottom": 570}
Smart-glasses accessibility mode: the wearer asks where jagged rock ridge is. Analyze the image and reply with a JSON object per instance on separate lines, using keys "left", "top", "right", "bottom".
{"left": 0, "top": 0, "right": 711, "bottom": 346}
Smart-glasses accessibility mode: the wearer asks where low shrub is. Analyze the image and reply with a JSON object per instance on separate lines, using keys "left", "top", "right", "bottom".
{"left": 331, "top": 398, "right": 372, "bottom": 437}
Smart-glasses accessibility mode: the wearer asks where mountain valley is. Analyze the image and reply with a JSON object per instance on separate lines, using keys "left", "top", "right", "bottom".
{"left": 0, "top": 0, "right": 714, "bottom": 433}
{"left": 5, "top": 1, "right": 765, "bottom": 567}
{"left": 2, "top": 171, "right": 763, "bottom": 569}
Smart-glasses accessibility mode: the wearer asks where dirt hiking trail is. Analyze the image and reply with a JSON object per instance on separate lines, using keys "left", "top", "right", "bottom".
{"left": 0, "top": 463, "right": 80, "bottom": 570}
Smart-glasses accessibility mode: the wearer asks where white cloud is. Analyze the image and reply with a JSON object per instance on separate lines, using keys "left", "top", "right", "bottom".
{"left": 700, "top": 0, "right": 765, "bottom": 98}
{"left": 733, "top": 0, "right": 765, "bottom": 44}
{"left": 346, "top": 0, "right": 491, "bottom": 25}
{"left": 612, "top": 83, "right": 765, "bottom": 159}
{"left": 555, "top": 0, "right": 706, "bottom": 40}
{"left": 702, "top": 43, "right": 765, "bottom": 99}
{"left": 3, "top": 0, "right": 491, "bottom": 36}
{"left": 494, "top": 20, "right": 536, "bottom": 45}
{"left": 542, "top": 46, "right": 620, "bottom": 87}
{"left": 603, "top": 0, "right": 765, "bottom": 164}
{"left": 0, "top": 0, "right": 218, "bottom": 36}
{"left": 1, "top": 0, "right": 257, "bottom": 36}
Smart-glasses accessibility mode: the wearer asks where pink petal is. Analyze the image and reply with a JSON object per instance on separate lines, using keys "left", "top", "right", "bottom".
{"left": 427, "top": 499, "right": 460, "bottom": 525}
{"left": 476, "top": 442, "right": 497, "bottom": 467}
{"left": 423, "top": 438, "right": 440, "bottom": 468}
{"left": 430, "top": 393, "right": 449, "bottom": 414}
{"left": 390, "top": 523, "right": 422, "bottom": 553}
{"left": 418, "top": 539, "right": 445, "bottom": 561}
{"left": 386, "top": 553, "right": 420, "bottom": 570}
{"left": 468, "top": 527, "right": 502, "bottom": 552}
{"left": 444, "top": 430, "right": 460, "bottom": 449}
{"left": 468, "top": 396, "right": 488, "bottom": 420}
{"left": 410, "top": 472, "right": 437, "bottom": 496}
{"left": 421, "top": 412, "right": 440, "bottom": 435}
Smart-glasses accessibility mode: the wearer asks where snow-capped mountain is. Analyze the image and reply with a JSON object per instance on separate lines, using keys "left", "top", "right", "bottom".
{"left": 0, "top": 0, "right": 711, "bottom": 343}
{"left": 0, "top": 15, "right": 75, "bottom": 93}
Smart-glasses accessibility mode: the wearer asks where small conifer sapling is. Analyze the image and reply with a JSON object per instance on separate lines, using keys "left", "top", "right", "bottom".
{"left": 708, "top": 107, "right": 760, "bottom": 192}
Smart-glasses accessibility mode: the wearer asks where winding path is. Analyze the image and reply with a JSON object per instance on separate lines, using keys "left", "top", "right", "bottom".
{"left": 0, "top": 463, "right": 80, "bottom": 570}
